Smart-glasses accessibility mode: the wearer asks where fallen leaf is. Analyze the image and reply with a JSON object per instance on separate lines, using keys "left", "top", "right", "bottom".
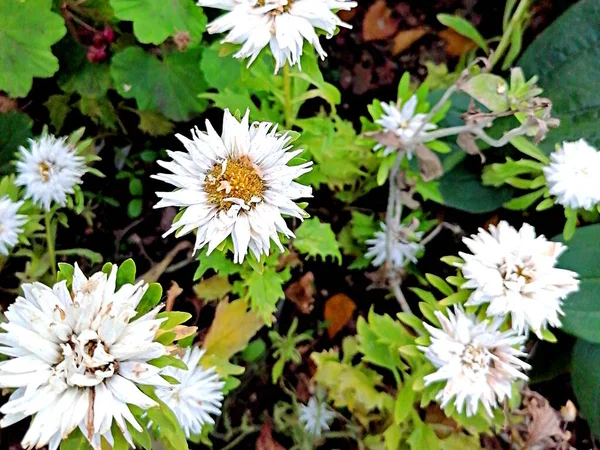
{"left": 285, "top": 272, "right": 315, "bottom": 314}
{"left": 392, "top": 27, "right": 429, "bottom": 55}
{"left": 165, "top": 281, "right": 183, "bottom": 312}
{"left": 193, "top": 274, "right": 232, "bottom": 302}
{"left": 362, "top": 0, "right": 399, "bottom": 42}
{"left": 324, "top": 293, "right": 356, "bottom": 339}
{"left": 202, "top": 298, "right": 265, "bottom": 361}
{"left": 522, "top": 390, "right": 571, "bottom": 448}
{"left": 138, "top": 240, "right": 192, "bottom": 283}
{"left": 256, "top": 419, "right": 285, "bottom": 450}
{"left": 438, "top": 28, "right": 477, "bottom": 57}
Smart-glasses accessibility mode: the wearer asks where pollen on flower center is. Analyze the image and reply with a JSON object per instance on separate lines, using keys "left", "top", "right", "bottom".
{"left": 39, "top": 161, "right": 53, "bottom": 182}
{"left": 204, "top": 156, "right": 265, "bottom": 211}
{"left": 461, "top": 344, "right": 491, "bottom": 374}
{"left": 58, "top": 331, "right": 116, "bottom": 387}
{"left": 499, "top": 257, "right": 536, "bottom": 288}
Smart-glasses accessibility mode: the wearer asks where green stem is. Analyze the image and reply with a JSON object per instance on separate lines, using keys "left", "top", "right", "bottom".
{"left": 44, "top": 212, "right": 57, "bottom": 279}
{"left": 488, "top": 0, "right": 529, "bottom": 71}
{"left": 283, "top": 63, "right": 293, "bottom": 129}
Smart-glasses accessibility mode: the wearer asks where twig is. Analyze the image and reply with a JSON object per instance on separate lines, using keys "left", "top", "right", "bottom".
{"left": 419, "top": 222, "right": 463, "bottom": 247}
{"left": 419, "top": 120, "right": 531, "bottom": 146}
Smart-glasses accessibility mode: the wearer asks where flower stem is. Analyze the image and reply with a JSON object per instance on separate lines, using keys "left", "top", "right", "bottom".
{"left": 44, "top": 212, "right": 57, "bottom": 279}
{"left": 488, "top": 0, "right": 530, "bottom": 71}
{"left": 283, "top": 63, "right": 293, "bottom": 129}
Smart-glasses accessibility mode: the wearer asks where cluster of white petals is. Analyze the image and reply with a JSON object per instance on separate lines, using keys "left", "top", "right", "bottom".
{"left": 542, "top": 139, "right": 600, "bottom": 210}
{"left": 420, "top": 307, "right": 530, "bottom": 417}
{"left": 15, "top": 133, "right": 87, "bottom": 211}
{"left": 153, "top": 109, "right": 312, "bottom": 264}
{"left": 374, "top": 95, "right": 437, "bottom": 156}
{"left": 0, "top": 264, "right": 168, "bottom": 450}
{"left": 460, "top": 221, "right": 579, "bottom": 336}
{"left": 365, "top": 222, "right": 422, "bottom": 268}
{"left": 298, "top": 396, "right": 335, "bottom": 437}
{"left": 155, "top": 347, "right": 225, "bottom": 438}
{"left": 0, "top": 196, "right": 26, "bottom": 256}
{"left": 197, "top": 0, "right": 357, "bottom": 72}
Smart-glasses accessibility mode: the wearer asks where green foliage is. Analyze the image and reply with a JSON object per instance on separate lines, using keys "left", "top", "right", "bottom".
{"left": 0, "top": 112, "right": 33, "bottom": 173}
{"left": 269, "top": 318, "right": 312, "bottom": 383}
{"left": 0, "top": 0, "right": 66, "bottom": 97}
{"left": 238, "top": 261, "right": 290, "bottom": 324}
{"left": 59, "top": 428, "right": 93, "bottom": 450}
{"left": 572, "top": 338, "right": 600, "bottom": 437}
{"left": 293, "top": 217, "right": 342, "bottom": 264}
{"left": 437, "top": 14, "right": 489, "bottom": 53}
{"left": 461, "top": 74, "right": 509, "bottom": 112}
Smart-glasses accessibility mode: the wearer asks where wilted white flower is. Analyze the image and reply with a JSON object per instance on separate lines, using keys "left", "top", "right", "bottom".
{"left": 197, "top": 0, "right": 357, "bottom": 73}
{"left": 375, "top": 95, "right": 437, "bottom": 156}
{"left": 155, "top": 347, "right": 225, "bottom": 439}
{"left": 298, "top": 396, "right": 335, "bottom": 437}
{"left": 542, "top": 139, "right": 600, "bottom": 210}
{"left": 153, "top": 109, "right": 312, "bottom": 264}
{"left": 365, "top": 222, "right": 422, "bottom": 268}
{"left": 0, "top": 264, "right": 169, "bottom": 450}
{"left": 460, "top": 221, "right": 579, "bottom": 336}
{"left": 0, "top": 196, "right": 26, "bottom": 256}
{"left": 15, "top": 133, "right": 87, "bottom": 211}
{"left": 420, "top": 307, "right": 530, "bottom": 417}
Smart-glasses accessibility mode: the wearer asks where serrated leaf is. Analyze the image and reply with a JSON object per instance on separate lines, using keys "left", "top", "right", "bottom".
{"left": 242, "top": 268, "right": 286, "bottom": 323}
{"left": 44, "top": 94, "right": 71, "bottom": 133}
{"left": 193, "top": 275, "right": 232, "bottom": 301}
{"left": 293, "top": 217, "right": 342, "bottom": 264}
{"left": 110, "top": 0, "right": 207, "bottom": 45}
{"left": 136, "top": 110, "right": 174, "bottom": 136}
{"left": 202, "top": 298, "right": 264, "bottom": 360}
{"left": 111, "top": 47, "right": 207, "bottom": 121}
{"left": 0, "top": 111, "right": 33, "bottom": 174}
{"left": 194, "top": 247, "right": 239, "bottom": 280}
{"left": 0, "top": 0, "right": 66, "bottom": 97}
{"left": 60, "top": 62, "right": 112, "bottom": 97}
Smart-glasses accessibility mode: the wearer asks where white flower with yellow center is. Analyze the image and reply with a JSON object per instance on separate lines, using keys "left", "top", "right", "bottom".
{"left": 155, "top": 347, "right": 225, "bottom": 439}
{"left": 542, "top": 139, "right": 600, "bottom": 210}
{"left": 375, "top": 95, "right": 437, "bottom": 156}
{"left": 15, "top": 133, "right": 87, "bottom": 211}
{"left": 197, "top": 0, "right": 357, "bottom": 73}
{"left": 0, "top": 196, "right": 26, "bottom": 256}
{"left": 298, "top": 396, "right": 335, "bottom": 437}
{"left": 420, "top": 307, "right": 530, "bottom": 417}
{"left": 460, "top": 221, "right": 579, "bottom": 336}
{"left": 153, "top": 109, "right": 312, "bottom": 263}
{"left": 365, "top": 222, "right": 422, "bottom": 268}
{"left": 0, "top": 264, "right": 169, "bottom": 450}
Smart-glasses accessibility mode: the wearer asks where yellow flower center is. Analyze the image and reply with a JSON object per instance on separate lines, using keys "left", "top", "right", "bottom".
{"left": 39, "top": 161, "right": 52, "bottom": 182}
{"left": 204, "top": 156, "right": 265, "bottom": 211}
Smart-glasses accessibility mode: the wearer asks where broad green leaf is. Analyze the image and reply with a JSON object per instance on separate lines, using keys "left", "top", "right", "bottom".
{"left": 60, "top": 428, "right": 93, "bottom": 450}
{"left": 44, "top": 94, "right": 71, "bottom": 133}
{"left": 0, "top": 111, "right": 33, "bottom": 174}
{"left": 553, "top": 224, "right": 600, "bottom": 341}
{"left": 242, "top": 268, "right": 286, "bottom": 322}
{"left": 59, "top": 62, "right": 112, "bottom": 97}
{"left": 437, "top": 14, "right": 489, "bottom": 53}
{"left": 111, "top": 47, "right": 207, "bottom": 121}
{"left": 136, "top": 110, "right": 174, "bottom": 137}
{"left": 116, "top": 258, "right": 136, "bottom": 288}
{"left": 461, "top": 74, "right": 509, "bottom": 112}
{"left": 294, "top": 217, "right": 342, "bottom": 264}
{"left": 0, "top": 0, "right": 66, "bottom": 97}
{"left": 110, "top": 0, "right": 207, "bottom": 45}
{"left": 572, "top": 338, "right": 600, "bottom": 436}
{"left": 157, "top": 311, "right": 192, "bottom": 329}
{"left": 136, "top": 283, "right": 163, "bottom": 317}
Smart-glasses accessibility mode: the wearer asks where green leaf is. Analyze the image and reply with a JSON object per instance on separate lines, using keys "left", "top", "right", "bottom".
{"left": 439, "top": 289, "right": 471, "bottom": 307}
{"left": 241, "top": 338, "right": 267, "bottom": 363}
{"left": 572, "top": 338, "right": 600, "bottom": 437}
{"left": 437, "top": 14, "right": 489, "bottom": 53}
{"left": 0, "top": 111, "right": 33, "bottom": 174}
{"left": 116, "top": 258, "right": 136, "bottom": 289}
{"left": 60, "top": 62, "right": 112, "bottom": 97}
{"left": 461, "top": 74, "right": 509, "bottom": 112}
{"left": 395, "top": 379, "right": 416, "bottom": 424}
{"left": 60, "top": 428, "right": 93, "bottom": 450}
{"left": 137, "top": 283, "right": 163, "bottom": 317}
{"left": 509, "top": 136, "right": 550, "bottom": 164}
{"left": 55, "top": 248, "right": 103, "bottom": 265}
{"left": 293, "top": 217, "right": 342, "bottom": 264}
{"left": 407, "top": 417, "right": 442, "bottom": 450}
{"left": 383, "top": 424, "right": 402, "bottom": 450}
{"left": 553, "top": 224, "right": 600, "bottom": 341}
{"left": 157, "top": 311, "right": 192, "bottom": 329}
{"left": 425, "top": 273, "right": 454, "bottom": 296}
{"left": 44, "top": 94, "right": 71, "bottom": 133}
{"left": 193, "top": 275, "right": 232, "bottom": 301}
{"left": 503, "top": 188, "right": 545, "bottom": 211}
{"left": 0, "top": 0, "right": 66, "bottom": 97}
{"left": 242, "top": 268, "right": 285, "bottom": 323}
{"left": 128, "top": 198, "right": 143, "bottom": 218}
{"left": 194, "top": 247, "right": 239, "bottom": 280}
{"left": 129, "top": 178, "right": 143, "bottom": 196}
{"left": 111, "top": 47, "right": 207, "bottom": 121}
{"left": 136, "top": 110, "right": 175, "bottom": 136}
{"left": 110, "top": 0, "right": 207, "bottom": 45}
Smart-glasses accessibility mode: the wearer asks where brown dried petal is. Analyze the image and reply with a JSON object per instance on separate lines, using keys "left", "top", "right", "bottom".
{"left": 457, "top": 132, "right": 485, "bottom": 163}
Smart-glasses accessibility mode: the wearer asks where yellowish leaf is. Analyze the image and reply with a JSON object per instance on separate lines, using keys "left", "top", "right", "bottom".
{"left": 392, "top": 27, "right": 429, "bottom": 56}
{"left": 193, "top": 274, "right": 232, "bottom": 302}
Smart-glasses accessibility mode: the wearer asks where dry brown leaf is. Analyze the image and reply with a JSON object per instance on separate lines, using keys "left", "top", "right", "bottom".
{"left": 285, "top": 272, "right": 315, "bottom": 314}
{"left": 457, "top": 132, "right": 485, "bottom": 162}
{"left": 138, "top": 240, "right": 192, "bottom": 283}
{"left": 171, "top": 325, "right": 198, "bottom": 340}
{"left": 414, "top": 144, "right": 443, "bottom": 182}
{"left": 438, "top": 28, "right": 477, "bottom": 57}
{"left": 523, "top": 391, "right": 571, "bottom": 448}
{"left": 193, "top": 275, "right": 232, "bottom": 302}
{"left": 0, "top": 95, "right": 18, "bottom": 114}
{"left": 255, "top": 419, "right": 285, "bottom": 450}
{"left": 392, "top": 27, "right": 429, "bottom": 56}
{"left": 324, "top": 293, "right": 356, "bottom": 339}
{"left": 165, "top": 281, "right": 183, "bottom": 312}
{"left": 362, "top": 0, "right": 399, "bottom": 42}
{"left": 202, "top": 298, "right": 265, "bottom": 361}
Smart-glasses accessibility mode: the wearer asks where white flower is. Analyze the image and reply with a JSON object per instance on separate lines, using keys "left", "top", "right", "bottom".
{"left": 460, "top": 221, "right": 579, "bottom": 336}
{"left": 0, "top": 263, "right": 169, "bottom": 450}
{"left": 197, "top": 0, "right": 357, "bottom": 73}
{"left": 542, "top": 139, "right": 600, "bottom": 210}
{"left": 374, "top": 95, "right": 437, "bottom": 156}
{"left": 365, "top": 222, "right": 422, "bottom": 268}
{"left": 15, "top": 133, "right": 87, "bottom": 211}
{"left": 0, "top": 196, "right": 26, "bottom": 256}
{"left": 155, "top": 347, "right": 225, "bottom": 439}
{"left": 419, "top": 307, "right": 530, "bottom": 417}
{"left": 153, "top": 109, "right": 312, "bottom": 264}
{"left": 298, "top": 396, "right": 335, "bottom": 437}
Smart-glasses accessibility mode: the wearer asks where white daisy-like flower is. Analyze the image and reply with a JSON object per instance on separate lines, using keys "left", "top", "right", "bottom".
{"left": 0, "top": 196, "right": 26, "bottom": 256}
{"left": 155, "top": 347, "right": 225, "bottom": 439}
{"left": 542, "top": 139, "right": 600, "bottom": 210}
{"left": 460, "top": 221, "right": 579, "bottom": 336}
{"left": 365, "top": 222, "right": 423, "bottom": 268}
{"left": 419, "top": 307, "right": 530, "bottom": 417}
{"left": 375, "top": 95, "right": 437, "bottom": 156}
{"left": 298, "top": 396, "right": 335, "bottom": 437}
{"left": 153, "top": 109, "right": 312, "bottom": 264}
{"left": 197, "top": 0, "right": 357, "bottom": 73}
{"left": 15, "top": 133, "right": 87, "bottom": 211}
{"left": 0, "top": 263, "right": 169, "bottom": 450}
